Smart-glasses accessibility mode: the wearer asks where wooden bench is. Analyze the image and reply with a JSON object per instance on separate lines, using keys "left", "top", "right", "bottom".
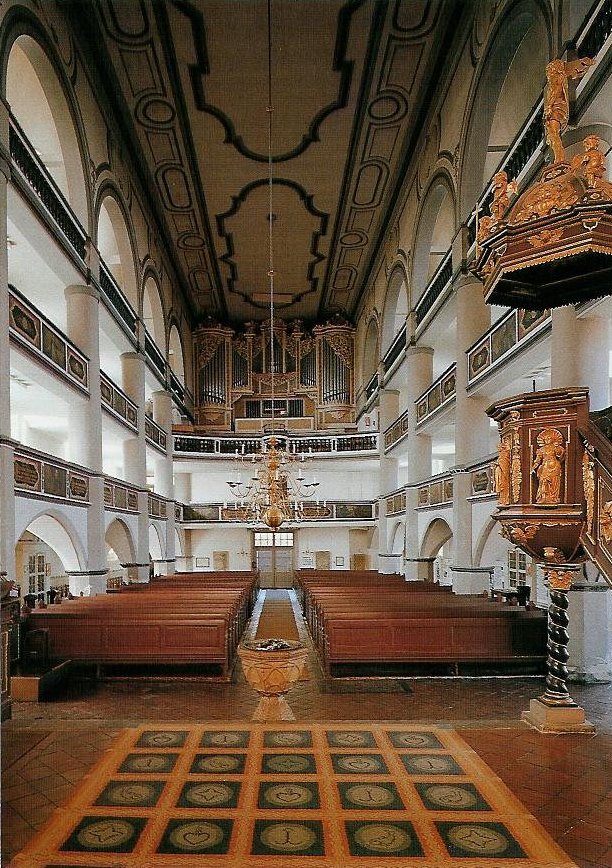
{"left": 24, "top": 572, "right": 258, "bottom": 680}
{"left": 295, "top": 570, "right": 546, "bottom": 677}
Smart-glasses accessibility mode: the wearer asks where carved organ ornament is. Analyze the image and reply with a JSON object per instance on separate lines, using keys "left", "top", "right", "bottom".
{"left": 472, "top": 56, "right": 612, "bottom": 309}
{"left": 192, "top": 317, "right": 355, "bottom": 433}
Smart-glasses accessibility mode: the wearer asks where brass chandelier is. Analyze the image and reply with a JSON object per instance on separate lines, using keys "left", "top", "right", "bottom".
{"left": 226, "top": 0, "right": 319, "bottom": 529}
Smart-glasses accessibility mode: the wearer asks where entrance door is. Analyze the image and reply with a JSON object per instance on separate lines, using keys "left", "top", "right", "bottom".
{"left": 254, "top": 531, "right": 294, "bottom": 588}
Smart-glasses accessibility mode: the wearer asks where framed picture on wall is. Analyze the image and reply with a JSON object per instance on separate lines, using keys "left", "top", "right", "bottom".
{"left": 335, "top": 556, "right": 344, "bottom": 566}
{"left": 196, "top": 557, "right": 210, "bottom": 568}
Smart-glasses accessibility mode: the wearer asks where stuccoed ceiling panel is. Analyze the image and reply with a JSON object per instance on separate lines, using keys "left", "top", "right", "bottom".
{"left": 70, "top": 0, "right": 458, "bottom": 324}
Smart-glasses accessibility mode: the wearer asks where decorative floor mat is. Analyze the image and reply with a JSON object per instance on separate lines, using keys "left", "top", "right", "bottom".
{"left": 9, "top": 723, "right": 577, "bottom": 867}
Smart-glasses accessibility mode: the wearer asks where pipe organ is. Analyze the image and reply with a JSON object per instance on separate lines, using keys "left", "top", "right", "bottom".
{"left": 193, "top": 318, "right": 355, "bottom": 432}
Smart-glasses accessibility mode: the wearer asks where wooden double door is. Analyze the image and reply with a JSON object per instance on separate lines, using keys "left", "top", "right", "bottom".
{"left": 255, "top": 536, "right": 294, "bottom": 589}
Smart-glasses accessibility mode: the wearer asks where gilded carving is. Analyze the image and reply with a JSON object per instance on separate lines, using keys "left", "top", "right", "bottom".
{"left": 197, "top": 333, "right": 225, "bottom": 367}
{"left": 582, "top": 449, "right": 594, "bottom": 537}
{"left": 544, "top": 57, "right": 594, "bottom": 164}
{"left": 494, "top": 436, "right": 511, "bottom": 505}
{"left": 324, "top": 333, "right": 353, "bottom": 369}
{"left": 546, "top": 569, "right": 573, "bottom": 591}
{"left": 501, "top": 524, "right": 538, "bottom": 545}
{"left": 600, "top": 501, "right": 612, "bottom": 544}
{"left": 532, "top": 427, "right": 565, "bottom": 505}
{"left": 543, "top": 546, "right": 565, "bottom": 564}
{"left": 490, "top": 171, "right": 517, "bottom": 221}
{"left": 528, "top": 228, "right": 564, "bottom": 248}
{"left": 510, "top": 429, "right": 522, "bottom": 503}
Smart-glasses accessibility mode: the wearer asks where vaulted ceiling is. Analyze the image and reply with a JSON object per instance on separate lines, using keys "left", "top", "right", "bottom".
{"left": 69, "top": 0, "right": 461, "bottom": 325}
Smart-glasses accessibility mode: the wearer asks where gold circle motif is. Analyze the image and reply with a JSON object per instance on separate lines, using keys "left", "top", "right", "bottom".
{"left": 268, "top": 732, "right": 305, "bottom": 745}
{"left": 260, "top": 822, "right": 316, "bottom": 852}
{"left": 169, "top": 821, "right": 224, "bottom": 851}
{"left": 333, "top": 732, "right": 369, "bottom": 746}
{"left": 425, "top": 785, "right": 477, "bottom": 808}
{"left": 208, "top": 732, "right": 243, "bottom": 746}
{"left": 394, "top": 734, "right": 430, "bottom": 746}
{"left": 106, "top": 783, "right": 155, "bottom": 804}
{"left": 263, "top": 784, "right": 313, "bottom": 807}
{"left": 185, "top": 783, "right": 233, "bottom": 806}
{"left": 266, "top": 754, "right": 310, "bottom": 772}
{"left": 345, "top": 784, "right": 395, "bottom": 807}
{"left": 410, "top": 755, "right": 452, "bottom": 772}
{"left": 128, "top": 755, "right": 168, "bottom": 772}
{"left": 354, "top": 823, "right": 411, "bottom": 853}
{"left": 143, "top": 732, "right": 180, "bottom": 746}
{"left": 337, "top": 755, "right": 382, "bottom": 773}
{"left": 197, "top": 755, "right": 241, "bottom": 772}
{"left": 448, "top": 825, "right": 509, "bottom": 855}
{"left": 77, "top": 819, "right": 134, "bottom": 849}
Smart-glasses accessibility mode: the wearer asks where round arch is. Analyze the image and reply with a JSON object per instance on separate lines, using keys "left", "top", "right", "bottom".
{"left": 149, "top": 522, "right": 165, "bottom": 562}
{"left": 96, "top": 188, "right": 139, "bottom": 312}
{"left": 380, "top": 265, "right": 408, "bottom": 357}
{"left": 18, "top": 511, "right": 85, "bottom": 573}
{"left": 362, "top": 315, "right": 379, "bottom": 387}
{"left": 420, "top": 517, "right": 453, "bottom": 559}
{"left": 143, "top": 274, "right": 166, "bottom": 354}
{"left": 390, "top": 521, "right": 405, "bottom": 555}
{"left": 411, "top": 172, "right": 456, "bottom": 302}
{"left": 105, "top": 517, "right": 136, "bottom": 566}
{"left": 459, "top": 0, "right": 551, "bottom": 219}
{"left": 2, "top": 20, "right": 89, "bottom": 228}
{"left": 474, "top": 517, "right": 499, "bottom": 568}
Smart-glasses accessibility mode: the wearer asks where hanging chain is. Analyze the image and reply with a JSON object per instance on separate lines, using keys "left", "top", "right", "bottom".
{"left": 267, "top": 0, "right": 275, "bottom": 430}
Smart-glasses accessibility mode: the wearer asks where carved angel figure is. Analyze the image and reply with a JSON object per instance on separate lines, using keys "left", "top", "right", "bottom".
{"left": 544, "top": 57, "right": 594, "bottom": 164}
{"left": 490, "top": 171, "right": 518, "bottom": 222}
{"left": 532, "top": 427, "right": 565, "bottom": 504}
{"left": 571, "top": 134, "right": 607, "bottom": 188}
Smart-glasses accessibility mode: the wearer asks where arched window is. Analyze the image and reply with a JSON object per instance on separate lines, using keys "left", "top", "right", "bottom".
{"left": 381, "top": 268, "right": 408, "bottom": 357}
{"left": 143, "top": 276, "right": 166, "bottom": 354}
{"left": 411, "top": 176, "right": 455, "bottom": 304}
{"left": 169, "top": 323, "right": 186, "bottom": 386}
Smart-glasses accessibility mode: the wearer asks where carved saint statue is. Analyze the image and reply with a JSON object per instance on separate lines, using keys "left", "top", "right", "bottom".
{"left": 532, "top": 427, "right": 565, "bottom": 504}
{"left": 544, "top": 57, "right": 594, "bottom": 164}
{"left": 494, "top": 437, "right": 511, "bottom": 505}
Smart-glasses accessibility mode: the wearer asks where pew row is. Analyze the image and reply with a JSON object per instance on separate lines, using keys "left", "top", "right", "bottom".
{"left": 24, "top": 572, "right": 258, "bottom": 680}
{"left": 295, "top": 571, "right": 546, "bottom": 677}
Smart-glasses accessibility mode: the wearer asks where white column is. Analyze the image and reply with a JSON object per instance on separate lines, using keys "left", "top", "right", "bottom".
{"left": 152, "top": 389, "right": 175, "bottom": 575}
{"left": 121, "top": 351, "right": 149, "bottom": 582}
{"left": 551, "top": 306, "right": 578, "bottom": 389}
{"left": 404, "top": 346, "right": 433, "bottom": 580}
{"left": 377, "top": 388, "right": 399, "bottom": 572}
{"left": 0, "top": 100, "right": 16, "bottom": 583}
{"left": 576, "top": 313, "right": 610, "bottom": 411}
{"left": 174, "top": 472, "right": 192, "bottom": 503}
{"left": 64, "top": 278, "right": 108, "bottom": 595}
{"left": 568, "top": 583, "right": 612, "bottom": 682}
{"left": 451, "top": 275, "right": 491, "bottom": 593}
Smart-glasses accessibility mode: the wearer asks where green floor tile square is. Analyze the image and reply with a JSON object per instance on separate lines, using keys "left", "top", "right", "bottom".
{"left": 338, "top": 781, "right": 404, "bottom": 810}
{"left": 200, "top": 730, "right": 250, "bottom": 747}
{"left": 190, "top": 752, "right": 246, "bottom": 774}
{"left": 251, "top": 819, "right": 324, "bottom": 856}
{"left": 345, "top": 820, "right": 424, "bottom": 856}
{"left": 135, "top": 730, "right": 188, "bottom": 748}
{"left": 118, "top": 753, "right": 179, "bottom": 774}
{"left": 436, "top": 821, "right": 527, "bottom": 858}
{"left": 387, "top": 730, "right": 443, "bottom": 749}
{"left": 157, "top": 818, "right": 233, "bottom": 854}
{"left": 331, "top": 753, "right": 388, "bottom": 774}
{"left": 326, "top": 730, "right": 376, "bottom": 748}
{"left": 262, "top": 753, "right": 317, "bottom": 774}
{"left": 416, "top": 782, "right": 491, "bottom": 811}
{"left": 264, "top": 730, "right": 313, "bottom": 747}
{"left": 400, "top": 753, "right": 464, "bottom": 775}
{"left": 60, "top": 816, "right": 147, "bottom": 853}
{"left": 94, "top": 779, "right": 165, "bottom": 807}
{"left": 177, "top": 780, "right": 240, "bottom": 808}
{"left": 258, "top": 781, "right": 320, "bottom": 809}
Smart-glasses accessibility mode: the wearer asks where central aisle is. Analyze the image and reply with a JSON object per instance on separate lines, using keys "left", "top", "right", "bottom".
{"left": 253, "top": 589, "right": 301, "bottom": 641}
